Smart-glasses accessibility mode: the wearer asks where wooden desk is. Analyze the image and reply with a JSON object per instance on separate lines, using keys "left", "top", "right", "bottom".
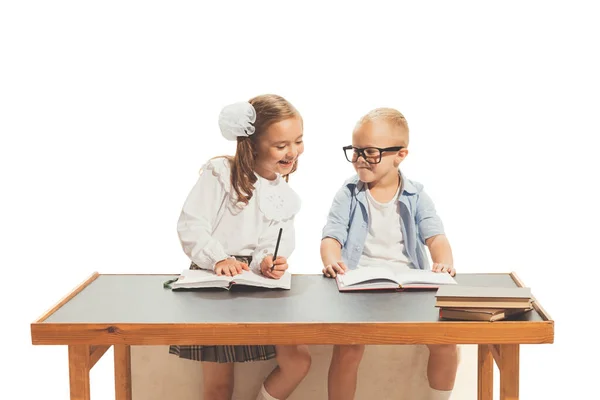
{"left": 31, "top": 272, "right": 553, "bottom": 400}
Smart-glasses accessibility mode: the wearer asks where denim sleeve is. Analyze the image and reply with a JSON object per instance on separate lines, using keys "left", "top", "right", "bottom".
{"left": 415, "top": 189, "right": 445, "bottom": 243}
{"left": 321, "top": 184, "right": 352, "bottom": 247}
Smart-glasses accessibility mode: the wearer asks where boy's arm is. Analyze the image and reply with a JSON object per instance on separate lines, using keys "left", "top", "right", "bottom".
{"left": 426, "top": 234, "right": 455, "bottom": 276}
{"left": 320, "top": 184, "right": 352, "bottom": 277}
{"left": 426, "top": 234, "right": 454, "bottom": 265}
{"left": 416, "top": 189, "right": 455, "bottom": 275}
{"left": 320, "top": 237, "right": 343, "bottom": 267}
{"left": 321, "top": 238, "right": 348, "bottom": 277}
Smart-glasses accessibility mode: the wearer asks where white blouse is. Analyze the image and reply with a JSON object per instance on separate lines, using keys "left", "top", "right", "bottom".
{"left": 177, "top": 157, "right": 301, "bottom": 272}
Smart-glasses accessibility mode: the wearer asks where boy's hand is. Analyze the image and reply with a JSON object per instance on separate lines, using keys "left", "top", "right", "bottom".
{"left": 322, "top": 261, "right": 348, "bottom": 278}
{"left": 260, "top": 255, "right": 288, "bottom": 280}
{"left": 432, "top": 263, "right": 456, "bottom": 277}
{"left": 215, "top": 258, "right": 250, "bottom": 276}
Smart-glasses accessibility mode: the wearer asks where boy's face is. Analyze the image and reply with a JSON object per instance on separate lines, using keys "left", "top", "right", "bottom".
{"left": 351, "top": 120, "right": 408, "bottom": 185}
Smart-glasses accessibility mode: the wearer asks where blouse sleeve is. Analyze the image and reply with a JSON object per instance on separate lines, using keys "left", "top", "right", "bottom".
{"left": 249, "top": 217, "right": 295, "bottom": 272}
{"left": 177, "top": 160, "right": 231, "bottom": 270}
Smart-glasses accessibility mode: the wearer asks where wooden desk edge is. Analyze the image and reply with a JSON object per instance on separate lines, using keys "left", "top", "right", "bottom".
{"left": 509, "top": 271, "right": 553, "bottom": 321}
{"left": 31, "top": 320, "right": 554, "bottom": 346}
{"left": 32, "top": 272, "right": 100, "bottom": 323}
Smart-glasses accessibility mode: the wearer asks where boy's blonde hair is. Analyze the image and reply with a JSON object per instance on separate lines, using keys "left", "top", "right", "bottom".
{"left": 356, "top": 108, "right": 409, "bottom": 146}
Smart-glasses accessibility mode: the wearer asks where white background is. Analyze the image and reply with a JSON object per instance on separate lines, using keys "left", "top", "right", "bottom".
{"left": 2, "top": 1, "right": 598, "bottom": 399}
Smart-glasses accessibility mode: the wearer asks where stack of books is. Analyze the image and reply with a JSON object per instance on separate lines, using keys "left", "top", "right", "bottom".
{"left": 435, "top": 286, "right": 534, "bottom": 322}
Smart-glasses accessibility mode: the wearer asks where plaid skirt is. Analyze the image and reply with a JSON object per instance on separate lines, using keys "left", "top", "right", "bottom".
{"left": 169, "top": 256, "right": 277, "bottom": 363}
{"left": 168, "top": 344, "right": 277, "bottom": 363}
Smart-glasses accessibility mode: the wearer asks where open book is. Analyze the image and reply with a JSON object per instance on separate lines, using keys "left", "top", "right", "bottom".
{"left": 168, "top": 268, "right": 291, "bottom": 290}
{"left": 335, "top": 267, "right": 458, "bottom": 291}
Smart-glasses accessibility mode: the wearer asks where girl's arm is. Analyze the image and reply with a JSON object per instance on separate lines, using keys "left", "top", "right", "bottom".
{"left": 177, "top": 162, "right": 230, "bottom": 270}
{"left": 250, "top": 217, "right": 295, "bottom": 273}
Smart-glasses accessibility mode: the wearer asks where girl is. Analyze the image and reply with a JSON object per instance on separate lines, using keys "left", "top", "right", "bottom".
{"left": 169, "top": 94, "right": 310, "bottom": 400}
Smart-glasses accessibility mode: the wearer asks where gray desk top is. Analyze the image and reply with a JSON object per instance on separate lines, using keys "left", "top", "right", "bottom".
{"left": 43, "top": 273, "right": 545, "bottom": 324}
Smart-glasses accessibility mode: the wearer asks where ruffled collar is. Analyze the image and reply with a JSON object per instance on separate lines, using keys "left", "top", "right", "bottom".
{"left": 204, "top": 158, "right": 300, "bottom": 221}
{"left": 255, "top": 173, "right": 301, "bottom": 221}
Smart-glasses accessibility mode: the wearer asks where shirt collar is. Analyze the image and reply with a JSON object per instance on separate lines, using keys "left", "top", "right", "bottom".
{"left": 355, "top": 170, "right": 416, "bottom": 198}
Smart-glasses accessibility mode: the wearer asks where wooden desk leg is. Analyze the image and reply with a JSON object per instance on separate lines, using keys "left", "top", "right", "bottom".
{"left": 499, "top": 344, "right": 519, "bottom": 400}
{"left": 114, "top": 344, "right": 132, "bottom": 400}
{"left": 477, "top": 344, "right": 493, "bottom": 400}
{"left": 68, "top": 345, "right": 91, "bottom": 400}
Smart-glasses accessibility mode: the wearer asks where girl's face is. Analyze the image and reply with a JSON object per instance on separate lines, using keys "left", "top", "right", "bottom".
{"left": 254, "top": 117, "right": 304, "bottom": 180}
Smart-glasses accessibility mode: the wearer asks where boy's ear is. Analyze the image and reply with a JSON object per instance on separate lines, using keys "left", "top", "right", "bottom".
{"left": 394, "top": 148, "right": 409, "bottom": 166}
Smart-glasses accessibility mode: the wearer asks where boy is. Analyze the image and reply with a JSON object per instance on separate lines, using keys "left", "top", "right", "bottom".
{"left": 321, "top": 108, "right": 457, "bottom": 400}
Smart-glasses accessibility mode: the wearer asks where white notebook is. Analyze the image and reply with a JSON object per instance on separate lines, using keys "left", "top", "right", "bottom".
{"left": 336, "top": 267, "right": 457, "bottom": 291}
{"left": 170, "top": 268, "right": 291, "bottom": 290}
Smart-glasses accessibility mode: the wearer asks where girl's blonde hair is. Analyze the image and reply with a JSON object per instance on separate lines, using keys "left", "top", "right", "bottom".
{"left": 221, "top": 94, "right": 302, "bottom": 205}
{"left": 356, "top": 107, "right": 409, "bottom": 146}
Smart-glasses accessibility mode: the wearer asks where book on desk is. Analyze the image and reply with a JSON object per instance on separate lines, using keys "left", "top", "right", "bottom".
{"left": 435, "top": 285, "right": 534, "bottom": 321}
{"left": 335, "top": 267, "right": 458, "bottom": 291}
{"left": 166, "top": 268, "right": 291, "bottom": 290}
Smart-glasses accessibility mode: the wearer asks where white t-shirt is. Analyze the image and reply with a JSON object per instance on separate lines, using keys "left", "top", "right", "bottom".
{"left": 177, "top": 158, "right": 300, "bottom": 272}
{"left": 358, "top": 185, "right": 414, "bottom": 271}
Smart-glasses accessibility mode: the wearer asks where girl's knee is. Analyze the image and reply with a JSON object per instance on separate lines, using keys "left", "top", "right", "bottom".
{"left": 277, "top": 345, "right": 312, "bottom": 375}
{"left": 427, "top": 344, "right": 458, "bottom": 357}
{"left": 202, "top": 362, "right": 234, "bottom": 399}
{"left": 333, "top": 344, "right": 365, "bottom": 365}
{"left": 293, "top": 345, "right": 312, "bottom": 375}
{"left": 204, "top": 381, "right": 234, "bottom": 400}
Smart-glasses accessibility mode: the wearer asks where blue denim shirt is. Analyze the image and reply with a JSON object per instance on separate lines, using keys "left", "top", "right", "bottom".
{"left": 321, "top": 171, "right": 445, "bottom": 270}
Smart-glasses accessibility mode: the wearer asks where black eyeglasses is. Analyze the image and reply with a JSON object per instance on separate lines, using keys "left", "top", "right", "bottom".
{"left": 343, "top": 145, "right": 404, "bottom": 164}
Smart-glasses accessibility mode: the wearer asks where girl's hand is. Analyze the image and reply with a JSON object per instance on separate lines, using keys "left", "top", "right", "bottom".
{"left": 260, "top": 255, "right": 288, "bottom": 280}
{"left": 322, "top": 261, "right": 348, "bottom": 278}
{"left": 215, "top": 258, "right": 250, "bottom": 276}
{"left": 432, "top": 263, "right": 456, "bottom": 277}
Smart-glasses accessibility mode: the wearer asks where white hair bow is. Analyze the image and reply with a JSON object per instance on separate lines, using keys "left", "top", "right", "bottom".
{"left": 218, "top": 101, "right": 257, "bottom": 141}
